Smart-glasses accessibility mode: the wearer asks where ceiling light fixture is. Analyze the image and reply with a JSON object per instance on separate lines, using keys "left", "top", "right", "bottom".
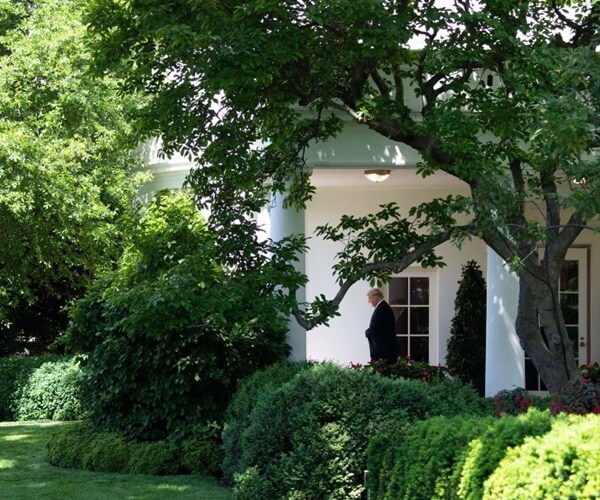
{"left": 364, "top": 169, "right": 391, "bottom": 183}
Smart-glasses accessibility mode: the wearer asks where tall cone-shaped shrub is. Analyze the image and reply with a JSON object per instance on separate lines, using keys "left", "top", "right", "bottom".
{"left": 446, "top": 260, "right": 487, "bottom": 395}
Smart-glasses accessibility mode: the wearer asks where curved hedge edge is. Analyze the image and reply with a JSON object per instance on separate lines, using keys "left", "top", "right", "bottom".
{"left": 47, "top": 421, "right": 222, "bottom": 476}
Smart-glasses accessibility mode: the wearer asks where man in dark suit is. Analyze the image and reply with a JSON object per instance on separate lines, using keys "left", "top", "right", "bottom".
{"left": 365, "top": 288, "right": 398, "bottom": 364}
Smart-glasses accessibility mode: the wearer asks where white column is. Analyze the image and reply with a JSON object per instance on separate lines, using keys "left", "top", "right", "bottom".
{"left": 485, "top": 247, "right": 524, "bottom": 396}
{"left": 270, "top": 193, "right": 306, "bottom": 360}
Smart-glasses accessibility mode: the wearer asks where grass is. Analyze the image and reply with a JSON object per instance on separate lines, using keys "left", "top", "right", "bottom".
{"left": 0, "top": 421, "right": 234, "bottom": 500}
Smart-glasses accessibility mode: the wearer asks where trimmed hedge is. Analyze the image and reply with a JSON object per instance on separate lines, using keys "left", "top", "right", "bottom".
{"left": 458, "top": 409, "right": 554, "bottom": 499}
{"left": 484, "top": 414, "right": 600, "bottom": 499}
{"left": 47, "top": 421, "right": 222, "bottom": 476}
{"left": 225, "top": 362, "right": 487, "bottom": 499}
{"left": 368, "top": 409, "right": 595, "bottom": 500}
{"left": 382, "top": 415, "right": 493, "bottom": 500}
{"left": 0, "top": 354, "right": 83, "bottom": 421}
{"left": 222, "top": 361, "right": 313, "bottom": 483}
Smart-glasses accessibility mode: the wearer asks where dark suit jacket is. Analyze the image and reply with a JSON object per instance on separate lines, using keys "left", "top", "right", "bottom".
{"left": 365, "top": 300, "right": 398, "bottom": 364}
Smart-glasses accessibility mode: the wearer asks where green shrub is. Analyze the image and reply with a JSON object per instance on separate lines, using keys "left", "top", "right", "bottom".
{"left": 365, "top": 419, "right": 409, "bottom": 500}
{"left": 458, "top": 409, "right": 554, "bottom": 500}
{"left": 382, "top": 415, "right": 493, "bottom": 500}
{"left": 233, "top": 466, "right": 276, "bottom": 500}
{"left": 222, "top": 361, "right": 313, "bottom": 483}
{"left": 229, "top": 363, "right": 487, "bottom": 499}
{"left": 15, "top": 357, "right": 83, "bottom": 420}
{"left": 426, "top": 379, "right": 491, "bottom": 417}
{"left": 47, "top": 422, "right": 97, "bottom": 469}
{"left": 180, "top": 422, "right": 224, "bottom": 476}
{"left": 484, "top": 414, "right": 600, "bottom": 499}
{"left": 127, "top": 441, "right": 180, "bottom": 475}
{"left": 67, "top": 192, "right": 291, "bottom": 441}
{"left": 0, "top": 354, "right": 82, "bottom": 421}
{"left": 81, "top": 431, "right": 131, "bottom": 473}
{"left": 48, "top": 420, "right": 224, "bottom": 475}
{"left": 446, "top": 260, "right": 487, "bottom": 396}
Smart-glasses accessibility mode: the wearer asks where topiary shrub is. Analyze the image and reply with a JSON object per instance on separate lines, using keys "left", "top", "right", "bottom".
{"left": 426, "top": 379, "right": 491, "bottom": 417}
{"left": 458, "top": 409, "right": 555, "bottom": 500}
{"left": 222, "top": 361, "right": 314, "bottom": 483}
{"left": 0, "top": 354, "right": 82, "bottom": 421}
{"left": 47, "top": 422, "right": 98, "bottom": 470}
{"left": 229, "top": 363, "right": 487, "bottom": 499}
{"left": 14, "top": 357, "right": 83, "bottom": 421}
{"left": 81, "top": 431, "right": 131, "bottom": 473}
{"left": 382, "top": 415, "right": 493, "bottom": 500}
{"left": 66, "top": 192, "right": 292, "bottom": 441}
{"left": 127, "top": 441, "right": 180, "bottom": 475}
{"left": 484, "top": 414, "right": 600, "bottom": 499}
{"left": 446, "top": 260, "right": 487, "bottom": 395}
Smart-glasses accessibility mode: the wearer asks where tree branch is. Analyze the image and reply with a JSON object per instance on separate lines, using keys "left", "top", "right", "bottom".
{"left": 292, "top": 227, "right": 458, "bottom": 330}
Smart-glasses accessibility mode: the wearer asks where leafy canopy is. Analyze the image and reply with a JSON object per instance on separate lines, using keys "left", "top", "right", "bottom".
{"left": 85, "top": 0, "right": 600, "bottom": 289}
{"left": 0, "top": 0, "right": 141, "bottom": 354}
{"left": 85, "top": 0, "right": 600, "bottom": 390}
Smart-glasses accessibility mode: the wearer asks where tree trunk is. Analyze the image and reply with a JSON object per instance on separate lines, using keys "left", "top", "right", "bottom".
{"left": 515, "top": 269, "right": 579, "bottom": 393}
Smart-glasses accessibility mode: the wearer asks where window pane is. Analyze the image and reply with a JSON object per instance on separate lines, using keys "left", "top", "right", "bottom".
{"left": 390, "top": 278, "right": 408, "bottom": 306}
{"left": 566, "top": 326, "right": 578, "bottom": 343}
{"left": 397, "top": 336, "right": 408, "bottom": 358}
{"left": 410, "top": 308, "right": 429, "bottom": 336}
{"left": 410, "top": 278, "right": 429, "bottom": 305}
{"left": 525, "top": 359, "right": 539, "bottom": 391}
{"left": 560, "top": 261, "right": 578, "bottom": 292}
{"left": 411, "top": 336, "right": 429, "bottom": 363}
{"left": 567, "top": 326, "right": 580, "bottom": 365}
{"left": 393, "top": 306, "right": 408, "bottom": 335}
{"left": 560, "top": 293, "right": 578, "bottom": 325}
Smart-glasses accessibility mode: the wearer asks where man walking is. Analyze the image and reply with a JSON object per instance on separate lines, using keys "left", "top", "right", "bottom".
{"left": 365, "top": 288, "right": 398, "bottom": 364}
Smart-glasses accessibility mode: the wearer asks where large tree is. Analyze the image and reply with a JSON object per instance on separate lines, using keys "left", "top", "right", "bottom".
{"left": 86, "top": 0, "right": 600, "bottom": 392}
{"left": 0, "top": 0, "right": 140, "bottom": 354}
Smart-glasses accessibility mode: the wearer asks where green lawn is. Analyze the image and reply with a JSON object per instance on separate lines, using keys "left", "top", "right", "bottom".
{"left": 0, "top": 422, "right": 234, "bottom": 500}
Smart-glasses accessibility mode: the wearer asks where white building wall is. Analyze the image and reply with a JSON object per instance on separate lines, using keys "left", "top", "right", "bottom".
{"left": 485, "top": 249, "right": 523, "bottom": 396}
{"left": 303, "top": 183, "right": 486, "bottom": 367}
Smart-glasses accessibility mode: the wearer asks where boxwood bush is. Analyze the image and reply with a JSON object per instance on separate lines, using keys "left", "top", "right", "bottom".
{"left": 382, "top": 415, "right": 493, "bottom": 500}
{"left": 457, "top": 409, "right": 555, "bottom": 499}
{"left": 368, "top": 409, "right": 585, "bottom": 500}
{"left": 484, "top": 414, "right": 600, "bottom": 499}
{"left": 0, "top": 354, "right": 83, "bottom": 421}
{"left": 222, "top": 361, "right": 313, "bottom": 483}
{"left": 47, "top": 421, "right": 222, "bottom": 475}
{"left": 227, "top": 362, "right": 487, "bottom": 499}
